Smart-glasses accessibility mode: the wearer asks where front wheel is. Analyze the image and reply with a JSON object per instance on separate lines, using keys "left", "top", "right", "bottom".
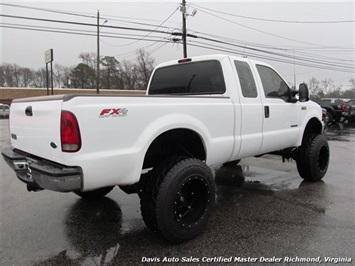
{"left": 140, "top": 157, "right": 215, "bottom": 243}
{"left": 296, "top": 134, "right": 330, "bottom": 181}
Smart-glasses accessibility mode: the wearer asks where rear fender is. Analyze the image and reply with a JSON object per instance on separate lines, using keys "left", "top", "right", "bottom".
{"left": 136, "top": 114, "right": 210, "bottom": 169}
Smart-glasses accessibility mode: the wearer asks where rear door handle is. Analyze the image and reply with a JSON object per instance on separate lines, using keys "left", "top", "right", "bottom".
{"left": 264, "top": 106, "right": 270, "bottom": 118}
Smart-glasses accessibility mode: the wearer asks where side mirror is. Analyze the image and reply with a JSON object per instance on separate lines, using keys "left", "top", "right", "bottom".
{"left": 299, "top": 83, "right": 309, "bottom": 102}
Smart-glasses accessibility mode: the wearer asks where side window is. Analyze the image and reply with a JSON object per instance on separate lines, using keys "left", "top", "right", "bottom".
{"left": 256, "top": 65, "right": 290, "bottom": 102}
{"left": 234, "top": 61, "right": 257, "bottom": 98}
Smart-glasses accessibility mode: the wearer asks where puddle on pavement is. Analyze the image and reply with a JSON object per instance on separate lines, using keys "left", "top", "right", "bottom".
{"left": 326, "top": 124, "right": 355, "bottom": 142}
{"left": 214, "top": 164, "right": 301, "bottom": 193}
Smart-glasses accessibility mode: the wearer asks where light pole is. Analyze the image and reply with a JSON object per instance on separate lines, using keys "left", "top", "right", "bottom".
{"left": 96, "top": 11, "right": 107, "bottom": 94}
{"left": 96, "top": 10, "right": 100, "bottom": 94}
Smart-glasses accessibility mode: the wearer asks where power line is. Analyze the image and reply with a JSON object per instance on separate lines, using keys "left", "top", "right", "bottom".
{"left": 187, "top": 40, "right": 354, "bottom": 73}
{"left": 190, "top": 3, "right": 355, "bottom": 24}
{"left": 190, "top": 5, "right": 339, "bottom": 47}
{"left": 0, "top": 23, "right": 170, "bottom": 43}
{"left": 2, "top": 20, "right": 353, "bottom": 73}
{"left": 0, "top": 14, "right": 169, "bottom": 35}
{"left": 188, "top": 29, "right": 355, "bottom": 53}
{"left": 104, "top": 6, "right": 179, "bottom": 48}
{"left": 193, "top": 35, "right": 354, "bottom": 70}
{"left": 0, "top": 2, "right": 179, "bottom": 31}
{"left": 191, "top": 42, "right": 354, "bottom": 73}
{"left": 1, "top": 7, "right": 353, "bottom": 75}
{"left": 0, "top": 2, "right": 95, "bottom": 19}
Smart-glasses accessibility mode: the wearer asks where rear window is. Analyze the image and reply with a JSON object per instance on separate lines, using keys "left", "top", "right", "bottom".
{"left": 149, "top": 60, "right": 226, "bottom": 95}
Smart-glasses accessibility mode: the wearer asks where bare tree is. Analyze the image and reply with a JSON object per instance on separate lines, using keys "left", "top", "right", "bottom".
{"left": 321, "top": 78, "right": 334, "bottom": 96}
{"left": 0, "top": 65, "right": 5, "bottom": 87}
{"left": 78, "top": 52, "right": 97, "bottom": 72}
{"left": 12, "top": 64, "right": 21, "bottom": 87}
{"left": 21, "top": 67, "right": 34, "bottom": 87}
{"left": 308, "top": 77, "right": 321, "bottom": 95}
{"left": 349, "top": 78, "right": 355, "bottom": 90}
{"left": 54, "top": 64, "right": 65, "bottom": 88}
{"left": 2, "top": 64, "right": 15, "bottom": 87}
{"left": 327, "top": 84, "right": 343, "bottom": 98}
{"left": 33, "top": 68, "right": 47, "bottom": 88}
{"left": 120, "top": 60, "right": 139, "bottom": 90}
{"left": 135, "top": 48, "right": 155, "bottom": 90}
{"left": 62, "top": 66, "right": 74, "bottom": 88}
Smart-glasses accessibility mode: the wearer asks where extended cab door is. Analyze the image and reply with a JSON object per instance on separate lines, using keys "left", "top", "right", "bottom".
{"left": 254, "top": 64, "right": 301, "bottom": 154}
{"left": 232, "top": 59, "right": 263, "bottom": 158}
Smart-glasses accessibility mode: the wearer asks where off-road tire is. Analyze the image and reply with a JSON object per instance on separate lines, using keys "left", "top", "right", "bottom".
{"left": 139, "top": 157, "right": 184, "bottom": 233}
{"left": 326, "top": 110, "right": 333, "bottom": 125}
{"left": 139, "top": 157, "right": 215, "bottom": 243}
{"left": 296, "top": 134, "right": 329, "bottom": 181}
{"left": 74, "top": 186, "right": 114, "bottom": 199}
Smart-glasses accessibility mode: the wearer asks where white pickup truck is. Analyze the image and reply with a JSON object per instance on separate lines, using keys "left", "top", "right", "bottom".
{"left": 2, "top": 54, "right": 329, "bottom": 243}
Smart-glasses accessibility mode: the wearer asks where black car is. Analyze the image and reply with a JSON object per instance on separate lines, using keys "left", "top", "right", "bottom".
{"left": 346, "top": 99, "right": 355, "bottom": 123}
{"left": 319, "top": 98, "right": 349, "bottom": 124}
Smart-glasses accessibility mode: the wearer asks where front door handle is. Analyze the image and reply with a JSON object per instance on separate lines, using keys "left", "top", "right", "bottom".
{"left": 264, "top": 106, "right": 270, "bottom": 118}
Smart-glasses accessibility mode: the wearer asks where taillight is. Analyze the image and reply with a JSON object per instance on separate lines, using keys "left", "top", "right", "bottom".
{"left": 61, "top": 111, "right": 81, "bottom": 152}
{"left": 341, "top": 105, "right": 346, "bottom": 111}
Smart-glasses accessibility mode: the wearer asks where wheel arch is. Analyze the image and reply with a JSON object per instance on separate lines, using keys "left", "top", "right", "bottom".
{"left": 300, "top": 117, "right": 323, "bottom": 145}
{"left": 142, "top": 128, "right": 207, "bottom": 169}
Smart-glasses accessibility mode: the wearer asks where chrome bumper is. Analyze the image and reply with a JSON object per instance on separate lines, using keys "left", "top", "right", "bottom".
{"left": 2, "top": 149, "right": 82, "bottom": 192}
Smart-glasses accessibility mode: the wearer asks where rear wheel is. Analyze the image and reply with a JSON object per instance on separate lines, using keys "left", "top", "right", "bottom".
{"left": 74, "top": 186, "right": 114, "bottom": 199}
{"left": 296, "top": 134, "right": 329, "bottom": 181}
{"left": 140, "top": 157, "right": 215, "bottom": 243}
{"left": 326, "top": 111, "right": 333, "bottom": 125}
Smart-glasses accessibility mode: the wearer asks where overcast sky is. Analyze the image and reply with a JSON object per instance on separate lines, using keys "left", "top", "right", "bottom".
{"left": 1, "top": 0, "right": 354, "bottom": 88}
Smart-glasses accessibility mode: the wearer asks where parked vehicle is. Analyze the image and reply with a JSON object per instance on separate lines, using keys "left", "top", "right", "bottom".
{"left": 2, "top": 54, "right": 329, "bottom": 243}
{"left": 0, "top": 104, "right": 10, "bottom": 118}
{"left": 310, "top": 95, "right": 329, "bottom": 126}
{"left": 346, "top": 99, "right": 355, "bottom": 123}
{"left": 320, "top": 98, "right": 349, "bottom": 124}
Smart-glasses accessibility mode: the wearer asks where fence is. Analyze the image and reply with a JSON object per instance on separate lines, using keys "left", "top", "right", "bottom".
{"left": 0, "top": 87, "right": 146, "bottom": 105}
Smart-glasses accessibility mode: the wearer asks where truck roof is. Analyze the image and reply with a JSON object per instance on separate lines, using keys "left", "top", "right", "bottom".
{"left": 155, "top": 54, "right": 271, "bottom": 69}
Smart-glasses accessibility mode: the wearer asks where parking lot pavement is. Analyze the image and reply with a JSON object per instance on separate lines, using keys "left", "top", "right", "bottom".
{"left": 1, "top": 119, "right": 354, "bottom": 266}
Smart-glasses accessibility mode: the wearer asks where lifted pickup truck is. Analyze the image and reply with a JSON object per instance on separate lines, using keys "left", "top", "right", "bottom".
{"left": 2, "top": 54, "right": 329, "bottom": 243}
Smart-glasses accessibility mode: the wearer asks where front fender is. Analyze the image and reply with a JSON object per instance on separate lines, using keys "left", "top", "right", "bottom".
{"left": 297, "top": 104, "right": 324, "bottom": 145}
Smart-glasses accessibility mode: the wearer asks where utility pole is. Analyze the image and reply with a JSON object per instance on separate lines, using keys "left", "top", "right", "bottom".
{"left": 96, "top": 10, "right": 100, "bottom": 94}
{"left": 293, "top": 50, "right": 296, "bottom": 89}
{"left": 181, "top": 0, "right": 187, "bottom": 58}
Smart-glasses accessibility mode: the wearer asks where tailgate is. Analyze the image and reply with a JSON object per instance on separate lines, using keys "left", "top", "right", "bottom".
{"left": 9, "top": 96, "right": 64, "bottom": 163}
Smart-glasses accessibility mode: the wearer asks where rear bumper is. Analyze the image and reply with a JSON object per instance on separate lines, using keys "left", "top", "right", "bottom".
{"left": 2, "top": 149, "right": 82, "bottom": 192}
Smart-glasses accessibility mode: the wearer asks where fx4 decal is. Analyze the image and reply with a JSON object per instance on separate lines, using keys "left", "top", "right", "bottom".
{"left": 99, "top": 108, "right": 128, "bottom": 118}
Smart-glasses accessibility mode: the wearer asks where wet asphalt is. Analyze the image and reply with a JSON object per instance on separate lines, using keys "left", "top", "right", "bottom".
{"left": 0, "top": 119, "right": 354, "bottom": 266}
